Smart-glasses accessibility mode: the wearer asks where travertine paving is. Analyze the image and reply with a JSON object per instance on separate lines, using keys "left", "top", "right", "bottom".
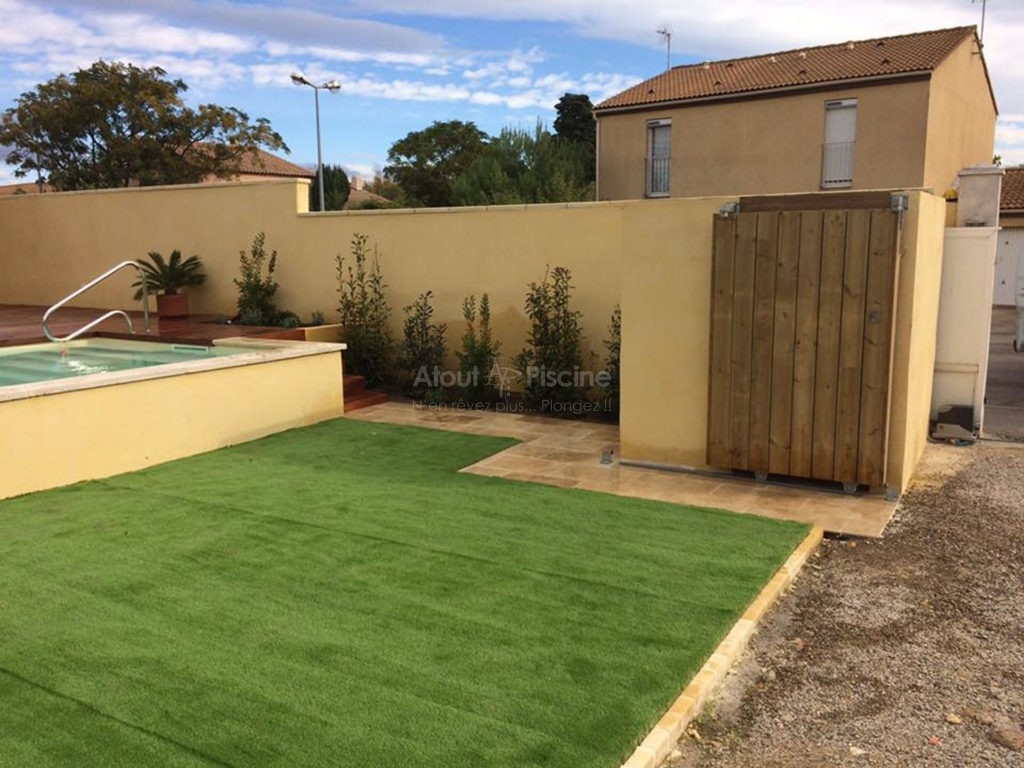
{"left": 348, "top": 402, "right": 896, "bottom": 537}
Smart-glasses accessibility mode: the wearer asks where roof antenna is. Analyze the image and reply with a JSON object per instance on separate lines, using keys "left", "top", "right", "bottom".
{"left": 971, "top": 0, "right": 987, "bottom": 48}
{"left": 657, "top": 26, "right": 672, "bottom": 71}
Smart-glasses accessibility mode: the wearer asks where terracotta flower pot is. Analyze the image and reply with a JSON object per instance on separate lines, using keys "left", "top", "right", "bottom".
{"left": 156, "top": 293, "right": 189, "bottom": 318}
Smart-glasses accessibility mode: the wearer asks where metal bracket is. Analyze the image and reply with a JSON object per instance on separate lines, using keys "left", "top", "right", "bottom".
{"left": 890, "top": 193, "right": 909, "bottom": 213}
{"left": 719, "top": 200, "right": 740, "bottom": 218}
{"left": 890, "top": 193, "right": 909, "bottom": 230}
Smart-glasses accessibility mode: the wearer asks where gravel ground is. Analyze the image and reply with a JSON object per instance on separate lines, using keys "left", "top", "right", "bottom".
{"left": 667, "top": 442, "right": 1024, "bottom": 768}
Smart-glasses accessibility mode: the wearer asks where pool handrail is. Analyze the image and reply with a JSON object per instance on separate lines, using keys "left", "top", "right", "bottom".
{"left": 42, "top": 261, "right": 152, "bottom": 343}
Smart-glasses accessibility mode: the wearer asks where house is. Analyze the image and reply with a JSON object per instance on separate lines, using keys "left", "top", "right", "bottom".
{"left": 594, "top": 26, "right": 996, "bottom": 200}
{"left": 0, "top": 148, "right": 314, "bottom": 195}
{"left": 994, "top": 166, "right": 1024, "bottom": 305}
{"left": 200, "top": 147, "right": 315, "bottom": 184}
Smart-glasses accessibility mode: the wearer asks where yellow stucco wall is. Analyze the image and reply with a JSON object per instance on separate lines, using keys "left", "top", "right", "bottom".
{"left": 618, "top": 197, "right": 728, "bottom": 466}
{"left": 596, "top": 37, "right": 993, "bottom": 201}
{"left": 0, "top": 350, "right": 344, "bottom": 500}
{"left": 292, "top": 203, "right": 624, "bottom": 364}
{"left": 885, "top": 191, "right": 948, "bottom": 492}
{"left": 923, "top": 38, "right": 997, "bottom": 195}
{"left": 0, "top": 180, "right": 307, "bottom": 314}
{"left": 0, "top": 182, "right": 625, "bottom": 365}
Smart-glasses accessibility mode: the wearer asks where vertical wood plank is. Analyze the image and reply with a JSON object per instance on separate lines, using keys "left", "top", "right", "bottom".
{"left": 834, "top": 209, "right": 871, "bottom": 484}
{"left": 747, "top": 212, "right": 779, "bottom": 473}
{"left": 789, "top": 212, "right": 823, "bottom": 478}
{"left": 728, "top": 213, "right": 758, "bottom": 470}
{"left": 811, "top": 210, "right": 847, "bottom": 480}
{"left": 707, "top": 215, "right": 737, "bottom": 468}
{"left": 857, "top": 210, "right": 898, "bottom": 485}
{"left": 769, "top": 211, "right": 800, "bottom": 475}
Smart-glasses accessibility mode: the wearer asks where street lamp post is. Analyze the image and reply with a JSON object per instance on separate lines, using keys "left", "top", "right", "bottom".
{"left": 290, "top": 72, "right": 340, "bottom": 212}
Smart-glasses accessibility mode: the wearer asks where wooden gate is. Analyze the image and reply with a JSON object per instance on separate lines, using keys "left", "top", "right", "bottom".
{"left": 706, "top": 194, "right": 902, "bottom": 488}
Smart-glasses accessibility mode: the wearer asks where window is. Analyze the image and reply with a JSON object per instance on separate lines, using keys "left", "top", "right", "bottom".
{"left": 821, "top": 99, "right": 857, "bottom": 188}
{"left": 646, "top": 119, "right": 671, "bottom": 196}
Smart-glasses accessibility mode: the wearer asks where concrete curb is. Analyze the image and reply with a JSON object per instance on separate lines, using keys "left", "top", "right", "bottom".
{"left": 619, "top": 526, "right": 825, "bottom": 768}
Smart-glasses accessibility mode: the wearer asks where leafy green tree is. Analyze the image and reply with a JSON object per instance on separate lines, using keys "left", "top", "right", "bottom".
{"left": 364, "top": 170, "right": 406, "bottom": 204}
{"left": 553, "top": 93, "right": 596, "bottom": 182}
{"left": 452, "top": 124, "right": 593, "bottom": 206}
{"left": 0, "top": 60, "right": 287, "bottom": 191}
{"left": 553, "top": 93, "right": 596, "bottom": 147}
{"left": 309, "top": 164, "right": 351, "bottom": 211}
{"left": 384, "top": 120, "right": 488, "bottom": 207}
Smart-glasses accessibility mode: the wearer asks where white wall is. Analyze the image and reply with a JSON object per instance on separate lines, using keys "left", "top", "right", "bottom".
{"left": 994, "top": 228, "right": 1024, "bottom": 306}
{"left": 933, "top": 227, "right": 999, "bottom": 429}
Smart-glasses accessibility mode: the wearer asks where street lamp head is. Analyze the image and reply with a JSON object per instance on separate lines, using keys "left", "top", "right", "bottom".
{"left": 325, "top": 80, "right": 341, "bottom": 92}
{"left": 290, "top": 71, "right": 308, "bottom": 87}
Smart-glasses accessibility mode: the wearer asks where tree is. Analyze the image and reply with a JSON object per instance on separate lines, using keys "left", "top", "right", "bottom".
{"left": 452, "top": 123, "right": 593, "bottom": 206}
{"left": 309, "top": 164, "right": 351, "bottom": 211}
{"left": 554, "top": 93, "right": 595, "bottom": 146}
{"left": 553, "top": 93, "right": 596, "bottom": 182}
{"left": 383, "top": 120, "right": 488, "bottom": 207}
{"left": 0, "top": 60, "right": 287, "bottom": 191}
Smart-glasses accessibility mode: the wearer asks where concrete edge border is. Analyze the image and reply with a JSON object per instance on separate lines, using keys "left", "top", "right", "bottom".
{"left": 619, "top": 526, "right": 825, "bottom": 768}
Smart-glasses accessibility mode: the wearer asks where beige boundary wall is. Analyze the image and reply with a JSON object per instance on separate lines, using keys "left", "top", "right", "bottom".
{"left": 0, "top": 179, "right": 623, "bottom": 365}
{"left": 0, "top": 181, "right": 947, "bottom": 492}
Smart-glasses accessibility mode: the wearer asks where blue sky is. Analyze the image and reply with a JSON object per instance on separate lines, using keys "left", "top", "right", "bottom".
{"left": 0, "top": 0, "right": 1021, "bottom": 183}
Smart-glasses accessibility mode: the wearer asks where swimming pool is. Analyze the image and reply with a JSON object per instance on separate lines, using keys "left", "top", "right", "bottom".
{"left": 0, "top": 337, "right": 347, "bottom": 500}
{"left": 0, "top": 339, "right": 244, "bottom": 386}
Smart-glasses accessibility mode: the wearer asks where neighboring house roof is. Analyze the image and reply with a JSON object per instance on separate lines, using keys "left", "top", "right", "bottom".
{"left": 596, "top": 26, "right": 991, "bottom": 113}
{"left": 230, "top": 148, "right": 314, "bottom": 179}
{"left": 1001, "top": 167, "right": 1024, "bottom": 212}
{"left": 344, "top": 187, "right": 391, "bottom": 209}
{"left": 0, "top": 148, "right": 313, "bottom": 194}
{"left": 0, "top": 181, "right": 52, "bottom": 195}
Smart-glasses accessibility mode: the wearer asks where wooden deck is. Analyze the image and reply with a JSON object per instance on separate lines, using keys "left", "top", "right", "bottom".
{"left": 0, "top": 304, "right": 303, "bottom": 347}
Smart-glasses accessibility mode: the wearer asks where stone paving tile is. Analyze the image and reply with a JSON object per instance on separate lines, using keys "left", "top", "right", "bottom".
{"left": 347, "top": 402, "right": 896, "bottom": 536}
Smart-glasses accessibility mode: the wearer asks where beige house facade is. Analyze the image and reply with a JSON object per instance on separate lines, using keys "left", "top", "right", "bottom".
{"left": 595, "top": 27, "right": 996, "bottom": 200}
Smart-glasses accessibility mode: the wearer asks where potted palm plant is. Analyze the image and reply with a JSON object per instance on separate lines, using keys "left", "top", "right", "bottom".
{"left": 132, "top": 250, "right": 207, "bottom": 318}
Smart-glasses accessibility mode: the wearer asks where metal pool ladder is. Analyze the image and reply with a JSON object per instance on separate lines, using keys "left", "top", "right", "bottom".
{"left": 42, "top": 260, "right": 152, "bottom": 342}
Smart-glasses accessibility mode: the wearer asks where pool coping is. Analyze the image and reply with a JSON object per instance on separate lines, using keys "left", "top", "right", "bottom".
{"left": 620, "top": 526, "right": 824, "bottom": 768}
{"left": 0, "top": 336, "right": 346, "bottom": 403}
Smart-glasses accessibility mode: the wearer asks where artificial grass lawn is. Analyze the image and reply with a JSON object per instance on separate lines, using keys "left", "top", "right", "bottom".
{"left": 0, "top": 418, "right": 809, "bottom": 767}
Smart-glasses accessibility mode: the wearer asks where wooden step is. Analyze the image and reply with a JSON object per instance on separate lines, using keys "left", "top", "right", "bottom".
{"left": 343, "top": 374, "right": 367, "bottom": 396}
{"left": 344, "top": 390, "right": 388, "bottom": 413}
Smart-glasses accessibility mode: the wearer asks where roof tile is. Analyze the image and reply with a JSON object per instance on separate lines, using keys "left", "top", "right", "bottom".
{"left": 1001, "top": 167, "right": 1024, "bottom": 211}
{"left": 596, "top": 26, "right": 977, "bottom": 111}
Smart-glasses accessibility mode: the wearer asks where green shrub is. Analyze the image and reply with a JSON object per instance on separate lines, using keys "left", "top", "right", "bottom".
{"left": 234, "top": 232, "right": 279, "bottom": 325}
{"left": 401, "top": 291, "right": 447, "bottom": 398}
{"left": 455, "top": 293, "right": 501, "bottom": 403}
{"left": 603, "top": 305, "right": 621, "bottom": 418}
{"left": 336, "top": 233, "right": 393, "bottom": 387}
{"left": 515, "top": 266, "right": 585, "bottom": 412}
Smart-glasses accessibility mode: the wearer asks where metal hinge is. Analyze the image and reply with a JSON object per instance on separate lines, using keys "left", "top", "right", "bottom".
{"left": 719, "top": 200, "right": 740, "bottom": 218}
{"left": 890, "top": 193, "right": 909, "bottom": 214}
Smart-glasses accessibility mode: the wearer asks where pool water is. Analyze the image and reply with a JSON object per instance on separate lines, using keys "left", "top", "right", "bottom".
{"left": 0, "top": 340, "right": 244, "bottom": 386}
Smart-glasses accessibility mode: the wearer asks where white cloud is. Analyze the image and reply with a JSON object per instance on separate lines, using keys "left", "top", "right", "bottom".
{"left": 5, "top": 0, "right": 1024, "bottom": 166}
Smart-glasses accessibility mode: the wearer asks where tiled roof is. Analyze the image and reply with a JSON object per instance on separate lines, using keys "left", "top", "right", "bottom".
{"left": 234, "top": 148, "right": 314, "bottom": 178}
{"left": 596, "top": 26, "right": 978, "bottom": 111}
{"left": 1001, "top": 167, "right": 1024, "bottom": 211}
